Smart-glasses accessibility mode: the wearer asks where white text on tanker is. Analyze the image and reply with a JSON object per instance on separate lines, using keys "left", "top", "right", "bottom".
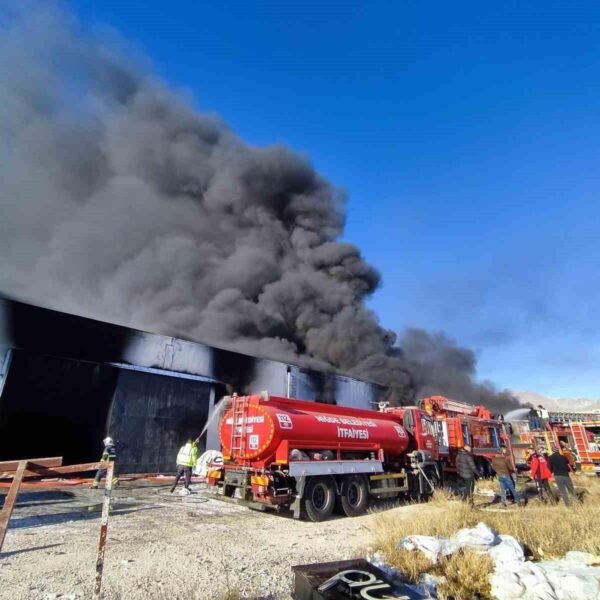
{"left": 314, "top": 415, "right": 378, "bottom": 427}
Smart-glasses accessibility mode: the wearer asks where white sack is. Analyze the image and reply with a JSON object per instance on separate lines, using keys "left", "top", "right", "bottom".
{"left": 488, "top": 535, "right": 525, "bottom": 566}
{"left": 194, "top": 449, "right": 223, "bottom": 476}
{"left": 397, "top": 523, "right": 600, "bottom": 600}
{"left": 399, "top": 535, "right": 457, "bottom": 562}
{"left": 399, "top": 522, "right": 499, "bottom": 562}
{"left": 537, "top": 555, "right": 600, "bottom": 600}
{"left": 453, "top": 522, "right": 498, "bottom": 550}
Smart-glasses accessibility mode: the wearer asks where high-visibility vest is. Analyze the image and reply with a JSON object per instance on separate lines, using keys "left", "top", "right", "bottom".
{"left": 101, "top": 444, "right": 116, "bottom": 461}
{"left": 176, "top": 443, "right": 198, "bottom": 467}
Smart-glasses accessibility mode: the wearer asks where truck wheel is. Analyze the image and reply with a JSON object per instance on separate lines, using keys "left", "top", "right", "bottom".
{"left": 340, "top": 475, "right": 368, "bottom": 517}
{"left": 304, "top": 476, "right": 335, "bottom": 522}
{"left": 477, "top": 457, "right": 493, "bottom": 478}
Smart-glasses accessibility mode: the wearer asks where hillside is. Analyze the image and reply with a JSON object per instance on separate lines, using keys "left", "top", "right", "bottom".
{"left": 513, "top": 390, "right": 600, "bottom": 412}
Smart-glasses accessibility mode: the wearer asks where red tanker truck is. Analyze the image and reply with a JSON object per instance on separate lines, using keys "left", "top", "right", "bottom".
{"left": 205, "top": 392, "right": 440, "bottom": 521}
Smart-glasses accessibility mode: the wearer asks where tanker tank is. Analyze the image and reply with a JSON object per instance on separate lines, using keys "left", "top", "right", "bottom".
{"left": 219, "top": 393, "right": 411, "bottom": 464}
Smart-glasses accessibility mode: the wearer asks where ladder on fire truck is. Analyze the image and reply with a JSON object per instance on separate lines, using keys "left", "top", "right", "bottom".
{"left": 229, "top": 394, "right": 249, "bottom": 459}
{"left": 446, "top": 420, "right": 459, "bottom": 449}
{"left": 532, "top": 427, "right": 557, "bottom": 454}
{"left": 569, "top": 422, "right": 591, "bottom": 464}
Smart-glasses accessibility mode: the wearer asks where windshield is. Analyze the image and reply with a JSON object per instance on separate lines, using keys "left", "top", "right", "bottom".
{"left": 420, "top": 415, "right": 435, "bottom": 436}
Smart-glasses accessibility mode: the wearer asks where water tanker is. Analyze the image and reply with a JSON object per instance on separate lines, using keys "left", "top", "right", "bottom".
{"left": 219, "top": 393, "right": 411, "bottom": 464}
{"left": 207, "top": 392, "right": 440, "bottom": 521}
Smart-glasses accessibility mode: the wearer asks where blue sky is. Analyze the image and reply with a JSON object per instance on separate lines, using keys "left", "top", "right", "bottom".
{"left": 71, "top": 1, "right": 600, "bottom": 397}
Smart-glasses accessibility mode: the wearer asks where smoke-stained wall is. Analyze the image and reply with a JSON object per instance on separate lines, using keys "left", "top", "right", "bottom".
{"left": 0, "top": 298, "right": 385, "bottom": 471}
{"left": 107, "top": 370, "right": 214, "bottom": 473}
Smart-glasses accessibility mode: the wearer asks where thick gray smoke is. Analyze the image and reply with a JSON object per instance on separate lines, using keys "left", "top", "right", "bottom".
{"left": 400, "top": 330, "right": 520, "bottom": 413}
{"left": 0, "top": 4, "right": 519, "bottom": 410}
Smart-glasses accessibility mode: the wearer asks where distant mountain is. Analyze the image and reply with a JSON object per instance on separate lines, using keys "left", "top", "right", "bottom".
{"left": 512, "top": 390, "right": 600, "bottom": 412}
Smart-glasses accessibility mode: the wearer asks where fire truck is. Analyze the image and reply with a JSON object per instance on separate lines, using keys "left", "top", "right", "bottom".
{"left": 420, "top": 395, "right": 506, "bottom": 476}
{"left": 509, "top": 410, "right": 600, "bottom": 474}
{"left": 205, "top": 392, "right": 440, "bottom": 521}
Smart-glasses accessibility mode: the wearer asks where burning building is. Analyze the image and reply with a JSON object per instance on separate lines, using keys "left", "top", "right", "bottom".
{"left": 0, "top": 297, "right": 385, "bottom": 473}
{"left": 0, "top": 7, "right": 519, "bottom": 473}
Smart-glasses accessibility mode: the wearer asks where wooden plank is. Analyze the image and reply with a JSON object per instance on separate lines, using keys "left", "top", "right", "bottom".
{"left": 0, "top": 457, "right": 62, "bottom": 473}
{"left": 0, "top": 469, "right": 53, "bottom": 479}
{"left": 41, "top": 462, "right": 102, "bottom": 475}
{"left": 0, "top": 462, "right": 101, "bottom": 480}
{"left": 93, "top": 461, "right": 114, "bottom": 600}
{"left": 0, "top": 460, "right": 27, "bottom": 553}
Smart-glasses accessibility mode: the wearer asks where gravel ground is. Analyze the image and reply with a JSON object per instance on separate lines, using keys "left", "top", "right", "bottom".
{"left": 0, "top": 481, "right": 395, "bottom": 600}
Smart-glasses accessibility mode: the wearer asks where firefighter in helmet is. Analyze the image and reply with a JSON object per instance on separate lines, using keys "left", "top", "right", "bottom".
{"left": 91, "top": 436, "right": 118, "bottom": 489}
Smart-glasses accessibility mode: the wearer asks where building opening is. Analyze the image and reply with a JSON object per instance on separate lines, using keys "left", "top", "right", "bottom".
{"left": 0, "top": 350, "right": 118, "bottom": 464}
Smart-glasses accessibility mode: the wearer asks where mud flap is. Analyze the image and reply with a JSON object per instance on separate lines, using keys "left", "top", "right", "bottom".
{"left": 291, "top": 476, "right": 307, "bottom": 519}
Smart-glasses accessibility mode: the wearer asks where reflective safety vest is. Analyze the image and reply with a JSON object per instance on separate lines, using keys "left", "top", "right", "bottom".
{"left": 102, "top": 444, "right": 116, "bottom": 461}
{"left": 176, "top": 443, "right": 198, "bottom": 467}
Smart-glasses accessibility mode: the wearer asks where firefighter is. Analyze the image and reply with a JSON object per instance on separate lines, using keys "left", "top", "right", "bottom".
{"left": 559, "top": 442, "right": 576, "bottom": 471}
{"left": 528, "top": 408, "right": 541, "bottom": 430}
{"left": 456, "top": 444, "right": 479, "bottom": 506}
{"left": 170, "top": 437, "right": 199, "bottom": 495}
{"left": 536, "top": 405, "right": 550, "bottom": 429}
{"left": 91, "top": 436, "right": 117, "bottom": 489}
{"left": 491, "top": 447, "right": 520, "bottom": 506}
{"left": 529, "top": 450, "right": 555, "bottom": 503}
{"left": 524, "top": 444, "right": 535, "bottom": 464}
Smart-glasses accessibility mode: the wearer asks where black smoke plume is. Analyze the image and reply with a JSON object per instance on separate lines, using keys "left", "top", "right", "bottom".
{"left": 0, "top": 4, "right": 520, "bottom": 411}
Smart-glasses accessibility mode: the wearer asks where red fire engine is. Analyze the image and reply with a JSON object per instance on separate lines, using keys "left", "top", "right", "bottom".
{"left": 550, "top": 418, "right": 600, "bottom": 474}
{"left": 206, "top": 392, "right": 440, "bottom": 521}
{"left": 509, "top": 410, "right": 600, "bottom": 474}
{"left": 420, "top": 395, "right": 506, "bottom": 476}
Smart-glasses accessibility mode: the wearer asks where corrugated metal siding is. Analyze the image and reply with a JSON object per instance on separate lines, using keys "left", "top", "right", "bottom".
{"left": 108, "top": 370, "right": 213, "bottom": 473}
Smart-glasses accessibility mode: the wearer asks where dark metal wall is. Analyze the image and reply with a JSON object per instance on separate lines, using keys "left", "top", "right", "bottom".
{"left": 0, "top": 351, "right": 219, "bottom": 471}
{"left": 0, "top": 350, "right": 119, "bottom": 464}
{"left": 108, "top": 370, "right": 215, "bottom": 473}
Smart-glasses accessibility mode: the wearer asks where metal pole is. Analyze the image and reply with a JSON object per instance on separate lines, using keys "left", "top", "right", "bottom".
{"left": 0, "top": 459, "right": 27, "bottom": 553}
{"left": 93, "top": 461, "right": 114, "bottom": 599}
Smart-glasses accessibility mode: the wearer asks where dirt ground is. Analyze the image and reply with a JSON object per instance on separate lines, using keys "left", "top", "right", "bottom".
{"left": 0, "top": 480, "right": 395, "bottom": 600}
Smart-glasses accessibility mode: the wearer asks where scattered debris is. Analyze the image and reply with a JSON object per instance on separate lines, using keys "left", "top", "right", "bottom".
{"left": 397, "top": 522, "right": 600, "bottom": 599}
{"left": 292, "top": 558, "right": 426, "bottom": 599}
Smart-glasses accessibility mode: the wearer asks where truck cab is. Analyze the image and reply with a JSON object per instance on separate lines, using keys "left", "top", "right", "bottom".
{"left": 384, "top": 406, "right": 439, "bottom": 460}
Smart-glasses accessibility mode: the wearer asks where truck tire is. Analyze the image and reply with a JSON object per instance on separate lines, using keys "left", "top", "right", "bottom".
{"left": 477, "top": 457, "right": 493, "bottom": 478}
{"left": 340, "top": 475, "right": 369, "bottom": 517}
{"left": 304, "top": 476, "right": 335, "bottom": 522}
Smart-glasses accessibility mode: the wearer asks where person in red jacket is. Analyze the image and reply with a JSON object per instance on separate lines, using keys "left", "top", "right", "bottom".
{"left": 530, "top": 450, "right": 556, "bottom": 503}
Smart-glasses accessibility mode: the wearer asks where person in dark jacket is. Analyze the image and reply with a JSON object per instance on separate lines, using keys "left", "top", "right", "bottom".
{"left": 528, "top": 408, "right": 541, "bottom": 430}
{"left": 456, "top": 444, "right": 479, "bottom": 505}
{"left": 548, "top": 447, "right": 578, "bottom": 507}
{"left": 491, "top": 447, "right": 520, "bottom": 506}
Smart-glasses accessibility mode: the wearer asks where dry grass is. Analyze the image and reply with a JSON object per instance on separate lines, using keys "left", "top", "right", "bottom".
{"left": 371, "top": 475, "right": 600, "bottom": 599}
{"left": 436, "top": 550, "right": 494, "bottom": 600}
{"left": 218, "top": 593, "right": 241, "bottom": 600}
